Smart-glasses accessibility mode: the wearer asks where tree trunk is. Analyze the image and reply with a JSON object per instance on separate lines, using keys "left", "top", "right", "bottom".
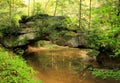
{"left": 79, "top": 0, "right": 82, "bottom": 29}
{"left": 89, "top": 0, "right": 92, "bottom": 30}
{"left": 32, "top": 0, "right": 35, "bottom": 15}
{"left": 61, "top": 0, "right": 64, "bottom": 16}
{"left": 54, "top": 0, "right": 58, "bottom": 16}
{"left": 7, "top": 0, "right": 12, "bottom": 26}
{"left": 28, "top": 0, "right": 30, "bottom": 16}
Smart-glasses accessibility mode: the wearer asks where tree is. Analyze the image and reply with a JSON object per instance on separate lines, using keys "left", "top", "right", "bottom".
{"left": 86, "top": 0, "right": 120, "bottom": 57}
{"left": 0, "top": 0, "right": 26, "bottom": 28}
{"left": 28, "top": 0, "right": 30, "bottom": 16}
{"left": 54, "top": 0, "right": 58, "bottom": 16}
{"left": 32, "top": 0, "right": 35, "bottom": 15}
{"left": 79, "top": 0, "right": 82, "bottom": 29}
{"left": 89, "top": 0, "right": 92, "bottom": 30}
{"left": 6, "top": 0, "right": 12, "bottom": 26}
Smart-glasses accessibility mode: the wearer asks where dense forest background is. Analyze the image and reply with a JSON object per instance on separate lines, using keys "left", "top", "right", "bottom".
{"left": 0, "top": 0, "right": 120, "bottom": 57}
{"left": 0, "top": 0, "right": 120, "bottom": 83}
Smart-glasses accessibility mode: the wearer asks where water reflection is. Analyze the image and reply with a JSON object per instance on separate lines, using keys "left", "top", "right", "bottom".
{"left": 24, "top": 47, "right": 120, "bottom": 83}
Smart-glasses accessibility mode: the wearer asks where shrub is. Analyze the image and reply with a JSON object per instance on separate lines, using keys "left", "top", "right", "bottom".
{"left": 86, "top": 27, "right": 120, "bottom": 57}
{"left": 0, "top": 47, "right": 42, "bottom": 83}
{"left": 91, "top": 68, "right": 120, "bottom": 80}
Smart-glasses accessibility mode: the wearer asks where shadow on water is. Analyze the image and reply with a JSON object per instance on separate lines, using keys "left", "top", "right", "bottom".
{"left": 24, "top": 46, "right": 120, "bottom": 83}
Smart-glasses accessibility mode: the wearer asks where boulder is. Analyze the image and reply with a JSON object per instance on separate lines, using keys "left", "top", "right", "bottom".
{"left": 67, "top": 34, "right": 87, "bottom": 47}
{"left": 0, "top": 15, "right": 66, "bottom": 48}
{"left": 0, "top": 15, "right": 87, "bottom": 48}
{"left": 1, "top": 29, "right": 39, "bottom": 48}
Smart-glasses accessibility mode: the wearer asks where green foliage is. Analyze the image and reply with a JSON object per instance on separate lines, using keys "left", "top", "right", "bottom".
{"left": 87, "top": 27, "right": 120, "bottom": 57}
{"left": 87, "top": 0, "right": 120, "bottom": 57}
{"left": 14, "top": 48, "right": 25, "bottom": 56}
{"left": 0, "top": 0, "right": 25, "bottom": 38}
{"left": 35, "top": 40, "right": 58, "bottom": 48}
{"left": 0, "top": 47, "right": 42, "bottom": 83}
{"left": 35, "top": 40, "right": 50, "bottom": 47}
{"left": 11, "top": 14, "right": 21, "bottom": 27}
{"left": 0, "top": 13, "right": 21, "bottom": 29}
{"left": 1, "top": 27, "right": 20, "bottom": 36}
{"left": 112, "top": 36, "right": 120, "bottom": 57}
{"left": 86, "top": 29, "right": 102, "bottom": 50}
{"left": 32, "top": 2, "right": 44, "bottom": 15}
{"left": 87, "top": 50, "right": 100, "bottom": 57}
{"left": 91, "top": 68, "right": 120, "bottom": 80}
{"left": 32, "top": 15, "right": 77, "bottom": 41}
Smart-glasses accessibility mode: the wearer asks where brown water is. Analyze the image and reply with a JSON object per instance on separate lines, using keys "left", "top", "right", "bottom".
{"left": 25, "top": 46, "right": 120, "bottom": 83}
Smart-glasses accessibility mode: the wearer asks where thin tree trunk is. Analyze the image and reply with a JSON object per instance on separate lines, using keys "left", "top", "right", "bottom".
{"left": 7, "top": 0, "right": 12, "bottom": 26}
{"left": 89, "top": 0, "right": 92, "bottom": 30}
{"left": 78, "top": 0, "right": 82, "bottom": 44}
{"left": 32, "top": 0, "right": 35, "bottom": 15}
{"left": 28, "top": 0, "right": 30, "bottom": 16}
{"left": 79, "top": 0, "right": 82, "bottom": 29}
{"left": 54, "top": 0, "right": 58, "bottom": 16}
{"left": 61, "top": 1, "right": 64, "bottom": 16}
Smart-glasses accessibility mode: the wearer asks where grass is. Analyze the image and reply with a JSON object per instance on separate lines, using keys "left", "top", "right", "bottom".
{"left": 0, "top": 46, "right": 43, "bottom": 83}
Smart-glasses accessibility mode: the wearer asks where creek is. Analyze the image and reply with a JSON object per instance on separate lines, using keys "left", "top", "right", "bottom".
{"left": 24, "top": 46, "right": 120, "bottom": 83}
